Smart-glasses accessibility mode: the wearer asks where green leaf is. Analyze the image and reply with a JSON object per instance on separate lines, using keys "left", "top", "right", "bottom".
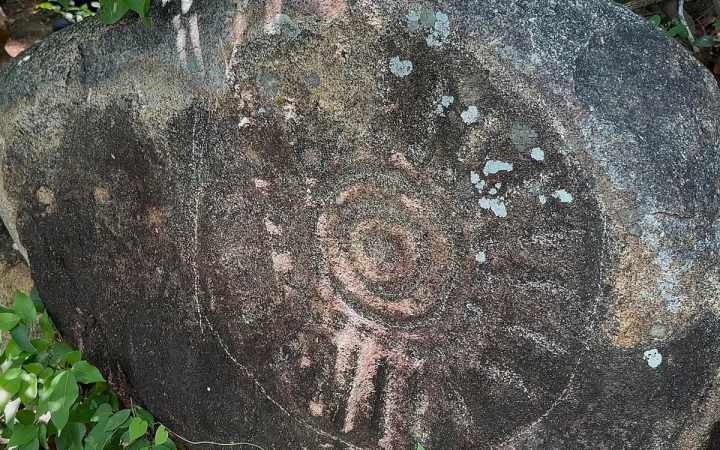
{"left": 127, "top": 417, "right": 149, "bottom": 444}
{"left": 128, "top": 439, "right": 150, "bottom": 450}
{"left": 50, "top": 342, "right": 74, "bottom": 366}
{"left": 14, "top": 290, "right": 37, "bottom": 326}
{"left": 38, "top": 425, "right": 49, "bottom": 450}
{"left": 668, "top": 22, "right": 689, "bottom": 37}
{"left": 8, "top": 425, "right": 40, "bottom": 446}
{"left": 38, "top": 367, "right": 54, "bottom": 383}
{"left": 56, "top": 422, "right": 86, "bottom": 450}
{"left": 134, "top": 407, "right": 154, "bottom": 427}
{"left": 91, "top": 402, "right": 113, "bottom": 422}
{"left": 16, "top": 409, "right": 36, "bottom": 425}
{"left": 69, "top": 399, "right": 97, "bottom": 423}
{"left": 155, "top": 440, "right": 177, "bottom": 450}
{"left": 71, "top": 361, "right": 105, "bottom": 384}
{"left": 35, "top": 2, "right": 56, "bottom": 10}
{"left": 122, "top": 0, "right": 146, "bottom": 15}
{"left": 105, "top": 409, "right": 132, "bottom": 432}
{"left": 5, "top": 397, "right": 21, "bottom": 426}
{"left": 29, "top": 287, "right": 45, "bottom": 313}
{"left": 98, "top": 0, "right": 130, "bottom": 23}
{"left": 0, "top": 312, "right": 21, "bottom": 331}
{"left": 19, "top": 438, "right": 40, "bottom": 450}
{"left": 648, "top": 15, "right": 661, "bottom": 26}
{"left": 417, "top": 445, "right": 426, "bottom": 450}
{"left": 20, "top": 372, "right": 38, "bottom": 404}
{"left": 39, "top": 312, "right": 54, "bottom": 340}
{"left": 141, "top": 15, "right": 152, "bottom": 29}
{"left": 23, "top": 363, "right": 45, "bottom": 375}
{"left": 154, "top": 425, "right": 168, "bottom": 446}
{"left": 48, "top": 370, "right": 79, "bottom": 434}
{"left": 695, "top": 35, "right": 719, "bottom": 47}
{"left": 12, "top": 323, "right": 39, "bottom": 354}
{"left": 66, "top": 350, "right": 82, "bottom": 365}
{"left": 31, "top": 339, "right": 51, "bottom": 353}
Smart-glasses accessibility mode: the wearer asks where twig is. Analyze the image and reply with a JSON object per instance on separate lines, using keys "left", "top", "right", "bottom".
{"left": 624, "top": 0, "right": 667, "bottom": 10}
{"left": 167, "top": 428, "right": 266, "bottom": 449}
{"left": 678, "top": 0, "right": 699, "bottom": 51}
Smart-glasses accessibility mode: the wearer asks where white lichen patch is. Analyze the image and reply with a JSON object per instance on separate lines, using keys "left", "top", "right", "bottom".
{"left": 435, "top": 95, "right": 455, "bottom": 116}
{"left": 643, "top": 348, "right": 662, "bottom": 368}
{"left": 389, "top": 56, "right": 413, "bottom": 77}
{"left": 479, "top": 197, "right": 507, "bottom": 218}
{"left": 407, "top": 7, "right": 451, "bottom": 47}
{"left": 475, "top": 180, "right": 486, "bottom": 191}
{"left": 426, "top": 12, "right": 451, "bottom": 46}
{"left": 538, "top": 195, "right": 547, "bottom": 205}
{"left": 552, "top": 189, "right": 573, "bottom": 203}
{"left": 483, "top": 160, "right": 513, "bottom": 176}
{"left": 475, "top": 251, "right": 487, "bottom": 263}
{"left": 489, "top": 188, "right": 498, "bottom": 195}
{"left": 530, "top": 147, "right": 545, "bottom": 161}
{"left": 495, "top": 182, "right": 502, "bottom": 189}
{"left": 470, "top": 171, "right": 481, "bottom": 185}
{"left": 461, "top": 106, "right": 481, "bottom": 125}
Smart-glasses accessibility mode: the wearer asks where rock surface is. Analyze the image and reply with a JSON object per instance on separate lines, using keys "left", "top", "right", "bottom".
{"left": 1, "top": 0, "right": 720, "bottom": 448}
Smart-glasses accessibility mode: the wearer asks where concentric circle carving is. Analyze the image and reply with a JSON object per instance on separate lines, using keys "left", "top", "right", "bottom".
{"left": 317, "top": 175, "right": 456, "bottom": 323}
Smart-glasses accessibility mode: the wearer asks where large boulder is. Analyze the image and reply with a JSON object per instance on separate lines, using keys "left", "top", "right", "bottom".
{"left": 1, "top": 0, "right": 719, "bottom": 448}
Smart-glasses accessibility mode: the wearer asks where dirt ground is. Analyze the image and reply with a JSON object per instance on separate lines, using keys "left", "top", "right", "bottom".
{"left": 1, "top": 0, "right": 54, "bottom": 57}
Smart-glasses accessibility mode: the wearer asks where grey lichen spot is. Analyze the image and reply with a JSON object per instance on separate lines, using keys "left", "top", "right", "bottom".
{"left": 470, "top": 171, "right": 481, "bottom": 185}
{"left": 426, "top": 12, "right": 451, "bottom": 47}
{"left": 510, "top": 122, "right": 539, "bottom": 152}
{"left": 305, "top": 73, "right": 321, "bottom": 87}
{"left": 483, "top": 160, "right": 513, "bottom": 176}
{"left": 643, "top": 349, "right": 663, "bottom": 368}
{"left": 475, "top": 251, "right": 487, "bottom": 263}
{"left": 649, "top": 324, "right": 667, "bottom": 339}
{"left": 258, "top": 106, "right": 268, "bottom": 117}
{"left": 538, "top": 195, "right": 547, "bottom": 205}
{"left": 260, "top": 74, "right": 281, "bottom": 95}
{"left": 489, "top": 188, "right": 498, "bottom": 195}
{"left": 407, "top": 7, "right": 451, "bottom": 46}
{"left": 479, "top": 197, "right": 507, "bottom": 218}
{"left": 435, "top": 95, "right": 454, "bottom": 116}
{"left": 461, "top": 106, "right": 481, "bottom": 125}
{"left": 628, "top": 223, "right": 643, "bottom": 237}
{"left": 389, "top": 56, "right": 413, "bottom": 78}
{"left": 475, "top": 180, "right": 486, "bottom": 191}
{"left": 530, "top": 147, "right": 545, "bottom": 161}
{"left": 494, "top": 182, "right": 502, "bottom": 189}
{"left": 265, "top": 13, "right": 300, "bottom": 40}
{"left": 552, "top": 189, "right": 573, "bottom": 203}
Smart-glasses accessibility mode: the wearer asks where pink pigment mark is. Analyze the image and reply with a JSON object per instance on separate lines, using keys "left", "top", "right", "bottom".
{"left": 389, "top": 152, "right": 421, "bottom": 177}
{"left": 264, "top": 218, "right": 282, "bottom": 235}
{"left": 265, "top": 0, "right": 282, "bottom": 22}
{"left": 272, "top": 252, "right": 294, "bottom": 273}
{"left": 342, "top": 337, "right": 385, "bottom": 433}
{"left": 317, "top": 0, "right": 348, "bottom": 22}
{"left": 253, "top": 178, "right": 271, "bottom": 195}
{"left": 309, "top": 400, "right": 324, "bottom": 417}
{"left": 300, "top": 356, "right": 312, "bottom": 368}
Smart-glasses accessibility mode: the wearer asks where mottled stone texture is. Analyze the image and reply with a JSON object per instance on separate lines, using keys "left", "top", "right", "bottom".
{"left": 1, "top": 0, "right": 720, "bottom": 448}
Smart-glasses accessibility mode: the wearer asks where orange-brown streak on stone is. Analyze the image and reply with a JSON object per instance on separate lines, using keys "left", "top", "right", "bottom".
{"left": 342, "top": 336, "right": 384, "bottom": 433}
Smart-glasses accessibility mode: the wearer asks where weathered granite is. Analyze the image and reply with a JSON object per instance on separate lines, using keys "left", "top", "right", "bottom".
{"left": 0, "top": 0, "right": 719, "bottom": 448}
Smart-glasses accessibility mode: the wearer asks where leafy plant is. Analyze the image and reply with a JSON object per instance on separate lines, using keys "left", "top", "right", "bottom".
{"left": 36, "top": 0, "right": 151, "bottom": 28}
{"left": 35, "top": 1, "right": 99, "bottom": 24}
{"left": 98, "top": 0, "right": 152, "bottom": 29}
{"left": 0, "top": 289, "right": 171, "bottom": 450}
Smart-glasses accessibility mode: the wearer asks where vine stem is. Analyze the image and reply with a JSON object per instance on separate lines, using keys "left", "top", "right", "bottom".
{"left": 165, "top": 427, "right": 266, "bottom": 450}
